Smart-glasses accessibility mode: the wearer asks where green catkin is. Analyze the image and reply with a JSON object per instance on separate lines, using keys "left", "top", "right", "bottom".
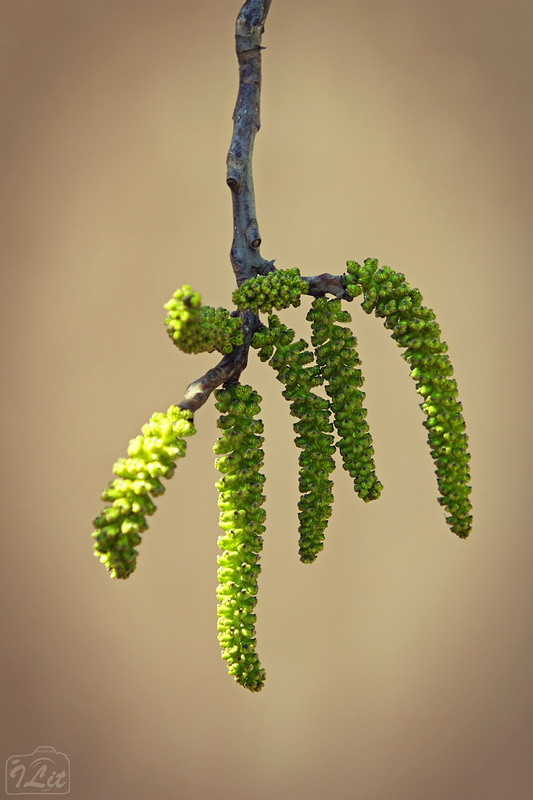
{"left": 92, "top": 406, "right": 196, "bottom": 579}
{"left": 232, "top": 268, "right": 307, "bottom": 314}
{"left": 307, "top": 297, "right": 383, "bottom": 502}
{"left": 164, "top": 285, "right": 244, "bottom": 354}
{"left": 345, "top": 258, "right": 472, "bottom": 537}
{"left": 252, "top": 316, "right": 336, "bottom": 563}
{"left": 214, "top": 383, "right": 267, "bottom": 692}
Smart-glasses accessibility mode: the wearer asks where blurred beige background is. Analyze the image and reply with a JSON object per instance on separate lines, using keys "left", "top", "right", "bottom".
{"left": 1, "top": 1, "right": 532, "bottom": 798}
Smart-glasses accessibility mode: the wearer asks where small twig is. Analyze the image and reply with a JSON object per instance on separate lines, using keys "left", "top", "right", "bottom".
{"left": 302, "top": 272, "right": 352, "bottom": 300}
{"left": 178, "top": 310, "right": 261, "bottom": 412}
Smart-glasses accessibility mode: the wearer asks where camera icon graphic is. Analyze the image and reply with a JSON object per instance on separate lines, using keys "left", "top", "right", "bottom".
{"left": 5, "top": 746, "right": 70, "bottom": 795}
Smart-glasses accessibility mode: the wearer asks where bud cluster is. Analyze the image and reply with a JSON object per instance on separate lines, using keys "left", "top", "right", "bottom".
{"left": 165, "top": 285, "right": 244, "bottom": 354}
{"left": 214, "top": 383, "right": 267, "bottom": 692}
{"left": 308, "top": 297, "right": 383, "bottom": 502}
{"left": 252, "top": 316, "right": 335, "bottom": 563}
{"left": 345, "top": 258, "right": 472, "bottom": 536}
{"left": 232, "top": 268, "right": 307, "bottom": 313}
{"left": 92, "top": 406, "right": 196, "bottom": 579}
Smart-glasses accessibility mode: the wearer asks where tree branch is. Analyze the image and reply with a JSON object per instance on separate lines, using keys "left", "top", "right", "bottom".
{"left": 176, "top": 0, "right": 349, "bottom": 414}
{"left": 175, "top": 0, "right": 273, "bottom": 413}
{"left": 227, "top": 0, "right": 273, "bottom": 285}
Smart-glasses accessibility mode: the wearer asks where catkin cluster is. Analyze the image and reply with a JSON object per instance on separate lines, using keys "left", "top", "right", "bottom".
{"left": 308, "top": 297, "right": 383, "bottom": 502}
{"left": 233, "top": 268, "right": 307, "bottom": 314}
{"left": 345, "top": 258, "right": 472, "bottom": 536}
{"left": 214, "top": 383, "right": 267, "bottom": 692}
{"left": 252, "top": 316, "right": 336, "bottom": 563}
{"left": 92, "top": 406, "right": 196, "bottom": 579}
{"left": 165, "top": 285, "right": 244, "bottom": 354}
{"left": 92, "top": 253, "right": 473, "bottom": 692}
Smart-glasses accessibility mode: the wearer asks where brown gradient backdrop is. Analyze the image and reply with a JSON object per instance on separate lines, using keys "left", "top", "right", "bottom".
{"left": 1, "top": 1, "right": 532, "bottom": 798}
